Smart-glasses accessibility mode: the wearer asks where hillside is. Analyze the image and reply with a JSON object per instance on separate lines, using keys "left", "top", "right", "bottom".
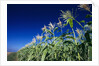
{"left": 7, "top": 52, "right": 17, "bottom": 61}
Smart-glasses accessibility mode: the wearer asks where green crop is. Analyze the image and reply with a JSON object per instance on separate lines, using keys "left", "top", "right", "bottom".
{"left": 17, "top": 4, "right": 92, "bottom": 61}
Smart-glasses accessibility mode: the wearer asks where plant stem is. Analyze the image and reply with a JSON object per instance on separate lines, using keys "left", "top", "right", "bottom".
{"left": 72, "top": 28, "right": 80, "bottom": 61}
{"left": 53, "top": 30, "right": 55, "bottom": 42}
{"left": 72, "top": 28, "right": 77, "bottom": 45}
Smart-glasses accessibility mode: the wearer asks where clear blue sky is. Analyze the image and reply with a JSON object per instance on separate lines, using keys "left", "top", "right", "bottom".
{"left": 7, "top": 4, "right": 92, "bottom": 52}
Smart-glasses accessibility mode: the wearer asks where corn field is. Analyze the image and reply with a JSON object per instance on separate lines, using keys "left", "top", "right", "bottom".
{"left": 17, "top": 4, "right": 92, "bottom": 61}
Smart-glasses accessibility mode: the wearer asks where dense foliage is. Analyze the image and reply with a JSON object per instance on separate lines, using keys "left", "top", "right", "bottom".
{"left": 17, "top": 4, "right": 92, "bottom": 61}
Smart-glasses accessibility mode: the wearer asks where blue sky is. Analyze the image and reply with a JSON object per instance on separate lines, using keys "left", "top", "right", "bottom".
{"left": 7, "top": 4, "right": 92, "bottom": 52}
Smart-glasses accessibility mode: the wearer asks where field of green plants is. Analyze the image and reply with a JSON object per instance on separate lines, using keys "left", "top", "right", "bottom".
{"left": 17, "top": 4, "right": 92, "bottom": 61}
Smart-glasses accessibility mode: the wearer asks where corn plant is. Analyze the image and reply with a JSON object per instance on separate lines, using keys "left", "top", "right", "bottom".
{"left": 17, "top": 4, "right": 92, "bottom": 61}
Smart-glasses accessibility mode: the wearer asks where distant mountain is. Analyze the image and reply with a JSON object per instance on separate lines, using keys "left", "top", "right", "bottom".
{"left": 7, "top": 48, "right": 18, "bottom": 52}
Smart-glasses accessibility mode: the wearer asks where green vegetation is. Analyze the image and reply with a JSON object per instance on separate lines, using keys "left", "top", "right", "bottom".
{"left": 17, "top": 4, "right": 92, "bottom": 61}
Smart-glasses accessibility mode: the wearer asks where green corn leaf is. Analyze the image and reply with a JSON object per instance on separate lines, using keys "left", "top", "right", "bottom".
{"left": 45, "top": 29, "right": 54, "bottom": 35}
{"left": 66, "top": 36, "right": 75, "bottom": 40}
{"left": 66, "top": 47, "right": 69, "bottom": 51}
{"left": 60, "top": 32, "right": 72, "bottom": 38}
{"left": 63, "top": 53, "right": 65, "bottom": 57}
{"left": 85, "top": 31, "right": 91, "bottom": 42}
{"left": 60, "top": 10, "right": 65, "bottom": 14}
{"left": 45, "top": 37, "right": 49, "bottom": 41}
{"left": 63, "top": 22, "right": 68, "bottom": 27}
{"left": 38, "top": 43, "right": 47, "bottom": 57}
{"left": 67, "top": 57, "right": 71, "bottom": 61}
{"left": 78, "top": 53, "right": 81, "bottom": 61}
{"left": 87, "top": 21, "right": 92, "bottom": 25}
{"left": 61, "top": 33, "right": 67, "bottom": 37}
{"left": 69, "top": 46, "right": 72, "bottom": 51}
{"left": 63, "top": 40, "right": 74, "bottom": 45}
{"left": 86, "top": 14, "right": 92, "bottom": 18}
{"left": 54, "top": 27, "right": 58, "bottom": 32}
{"left": 55, "top": 40, "right": 62, "bottom": 47}
{"left": 41, "top": 49, "right": 47, "bottom": 61}
{"left": 80, "top": 20, "right": 85, "bottom": 23}
{"left": 88, "top": 46, "right": 92, "bottom": 61}
{"left": 67, "top": 18, "right": 73, "bottom": 28}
